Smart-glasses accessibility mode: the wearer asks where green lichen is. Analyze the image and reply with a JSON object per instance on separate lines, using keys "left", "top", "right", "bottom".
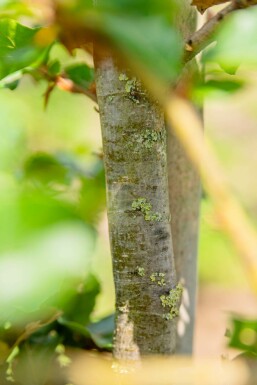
{"left": 126, "top": 129, "right": 165, "bottom": 152}
{"left": 145, "top": 212, "right": 162, "bottom": 222}
{"left": 108, "top": 95, "right": 114, "bottom": 102}
{"left": 160, "top": 283, "right": 183, "bottom": 320}
{"left": 131, "top": 198, "right": 162, "bottom": 222}
{"left": 119, "top": 73, "right": 129, "bottom": 81}
{"left": 150, "top": 273, "right": 156, "bottom": 282}
{"left": 150, "top": 272, "right": 166, "bottom": 286}
{"left": 141, "top": 129, "right": 164, "bottom": 149}
{"left": 119, "top": 73, "right": 140, "bottom": 104}
{"left": 136, "top": 266, "right": 145, "bottom": 277}
{"left": 158, "top": 278, "right": 166, "bottom": 287}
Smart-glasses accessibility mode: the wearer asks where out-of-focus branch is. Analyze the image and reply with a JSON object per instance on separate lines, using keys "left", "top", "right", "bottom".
{"left": 184, "top": 0, "right": 257, "bottom": 63}
{"left": 165, "top": 95, "right": 257, "bottom": 296}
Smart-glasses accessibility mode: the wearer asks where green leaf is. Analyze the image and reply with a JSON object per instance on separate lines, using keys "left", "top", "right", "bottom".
{"left": 48, "top": 60, "right": 61, "bottom": 76}
{"left": 0, "top": 222, "right": 96, "bottom": 324}
{"left": 0, "top": 190, "right": 80, "bottom": 253}
{"left": 65, "top": 63, "right": 94, "bottom": 89}
{"left": 23, "top": 152, "right": 71, "bottom": 186}
{"left": 95, "top": 0, "right": 175, "bottom": 18}
{"left": 87, "top": 314, "right": 114, "bottom": 348}
{"left": 79, "top": 161, "right": 106, "bottom": 223}
{"left": 193, "top": 78, "right": 244, "bottom": 104}
{"left": 204, "top": 8, "right": 257, "bottom": 72}
{"left": 58, "top": 313, "right": 114, "bottom": 349}
{"left": 76, "top": 0, "right": 176, "bottom": 18}
{"left": 57, "top": 317, "right": 92, "bottom": 339}
{"left": 99, "top": 15, "right": 182, "bottom": 83}
{"left": 0, "top": 1, "right": 32, "bottom": 19}
{"left": 229, "top": 318, "right": 257, "bottom": 355}
{"left": 0, "top": 19, "right": 50, "bottom": 80}
{"left": 61, "top": 274, "right": 100, "bottom": 325}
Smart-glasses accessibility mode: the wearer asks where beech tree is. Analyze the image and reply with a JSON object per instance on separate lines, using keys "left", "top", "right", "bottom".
{"left": 1, "top": 1, "right": 257, "bottom": 379}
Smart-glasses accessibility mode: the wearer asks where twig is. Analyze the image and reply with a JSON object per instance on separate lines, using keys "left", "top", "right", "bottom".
{"left": 184, "top": 0, "right": 257, "bottom": 63}
{"left": 38, "top": 67, "right": 98, "bottom": 104}
{"left": 56, "top": 76, "right": 97, "bottom": 102}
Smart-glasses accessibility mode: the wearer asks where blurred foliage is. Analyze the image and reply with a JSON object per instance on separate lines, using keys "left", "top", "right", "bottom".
{"left": 205, "top": 7, "right": 257, "bottom": 74}
{"left": 228, "top": 317, "right": 257, "bottom": 356}
{"left": 0, "top": 18, "right": 51, "bottom": 83}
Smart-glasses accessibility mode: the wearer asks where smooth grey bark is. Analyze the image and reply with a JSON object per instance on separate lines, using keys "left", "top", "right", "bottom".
{"left": 94, "top": 51, "right": 179, "bottom": 359}
{"left": 168, "top": 1, "right": 201, "bottom": 355}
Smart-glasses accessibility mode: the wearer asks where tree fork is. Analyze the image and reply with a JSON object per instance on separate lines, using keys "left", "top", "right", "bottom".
{"left": 94, "top": 50, "right": 178, "bottom": 358}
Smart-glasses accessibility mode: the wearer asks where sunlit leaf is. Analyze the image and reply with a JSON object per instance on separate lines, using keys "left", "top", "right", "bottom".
{"left": 0, "top": 19, "right": 53, "bottom": 80}
{"left": 0, "top": 222, "right": 96, "bottom": 324}
{"left": 0, "top": 190, "right": 78, "bottom": 252}
{"left": 204, "top": 8, "right": 257, "bottom": 72}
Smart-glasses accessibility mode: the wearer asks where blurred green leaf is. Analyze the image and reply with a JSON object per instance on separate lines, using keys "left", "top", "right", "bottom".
{"left": 61, "top": 274, "right": 100, "bottom": 325}
{"left": 229, "top": 318, "right": 257, "bottom": 355}
{"left": 0, "top": 190, "right": 79, "bottom": 252}
{"left": 99, "top": 15, "right": 182, "bottom": 83}
{"left": 58, "top": 0, "right": 181, "bottom": 83}
{"left": 65, "top": 63, "right": 94, "bottom": 89}
{"left": 58, "top": 313, "right": 114, "bottom": 349}
{"left": 0, "top": 221, "right": 96, "bottom": 324}
{"left": 0, "top": 1, "right": 32, "bottom": 19}
{"left": 95, "top": 0, "right": 175, "bottom": 18}
{"left": 24, "top": 152, "right": 70, "bottom": 185}
{"left": 75, "top": 0, "right": 176, "bottom": 18}
{"left": 204, "top": 79, "right": 244, "bottom": 92}
{"left": 87, "top": 314, "right": 114, "bottom": 348}
{"left": 48, "top": 60, "right": 61, "bottom": 76}
{"left": 79, "top": 162, "right": 106, "bottom": 223}
{"left": 204, "top": 8, "right": 257, "bottom": 72}
{"left": 193, "top": 78, "right": 244, "bottom": 104}
{"left": 0, "top": 19, "right": 55, "bottom": 82}
{"left": 88, "top": 314, "right": 114, "bottom": 335}
{"left": 58, "top": 317, "right": 92, "bottom": 338}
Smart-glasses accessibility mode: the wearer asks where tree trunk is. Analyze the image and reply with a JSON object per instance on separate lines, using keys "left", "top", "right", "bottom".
{"left": 94, "top": 51, "right": 180, "bottom": 359}
{"left": 168, "top": 1, "right": 201, "bottom": 355}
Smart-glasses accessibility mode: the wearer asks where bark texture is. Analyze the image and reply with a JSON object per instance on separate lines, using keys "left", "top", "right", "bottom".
{"left": 168, "top": 1, "right": 201, "bottom": 355}
{"left": 94, "top": 52, "right": 178, "bottom": 358}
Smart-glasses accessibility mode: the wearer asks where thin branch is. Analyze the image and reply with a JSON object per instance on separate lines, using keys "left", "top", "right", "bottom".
{"left": 38, "top": 67, "right": 98, "bottom": 103}
{"left": 184, "top": 0, "right": 257, "bottom": 63}
{"left": 56, "top": 76, "right": 97, "bottom": 102}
